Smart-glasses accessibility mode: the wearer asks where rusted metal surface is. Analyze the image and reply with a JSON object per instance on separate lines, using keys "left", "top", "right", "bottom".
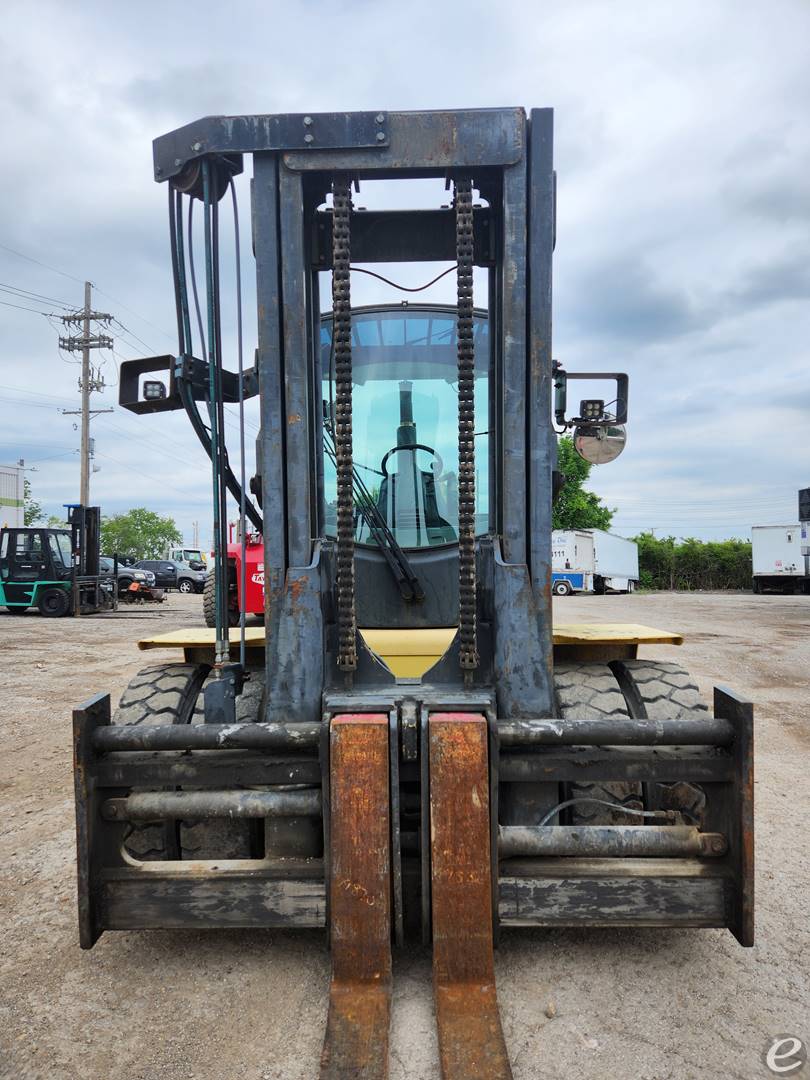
{"left": 498, "top": 824, "right": 728, "bottom": 858}
{"left": 73, "top": 693, "right": 110, "bottom": 949}
{"left": 498, "top": 746, "right": 733, "bottom": 784}
{"left": 321, "top": 714, "right": 392, "bottom": 1079}
{"left": 429, "top": 713, "right": 512, "bottom": 1080}
{"left": 103, "top": 787, "right": 321, "bottom": 821}
{"left": 498, "top": 713, "right": 734, "bottom": 746}
{"left": 101, "top": 863, "right": 325, "bottom": 930}
{"left": 715, "top": 686, "right": 755, "bottom": 946}
{"left": 92, "top": 721, "right": 321, "bottom": 752}
{"left": 499, "top": 860, "right": 729, "bottom": 928}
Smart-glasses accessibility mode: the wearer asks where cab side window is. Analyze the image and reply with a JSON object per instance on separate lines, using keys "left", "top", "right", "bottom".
{"left": 18, "top": 532, "right": 45, "bottom": 560}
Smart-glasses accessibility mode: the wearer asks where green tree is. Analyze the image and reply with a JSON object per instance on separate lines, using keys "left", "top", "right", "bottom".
{"left": 100, "top": 508, "right": 182, "bottom": 560}
{"left": 23, "top": 478, "right": 44, "bottom": 526}
{"left": 552, "top": 436, "right": 615, "bottom": 531}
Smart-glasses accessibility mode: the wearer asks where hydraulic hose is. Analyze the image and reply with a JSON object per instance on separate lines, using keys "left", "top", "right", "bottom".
{"left": 230, "top": 177, "right": 248, "bottom": 669}
{"left": 169, "top": 184, "right": 263, "bottom": 533}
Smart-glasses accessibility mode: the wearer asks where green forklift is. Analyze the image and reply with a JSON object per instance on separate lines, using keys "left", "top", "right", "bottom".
{"left": 0, "top": 506, "right": 115, "bottom": 617}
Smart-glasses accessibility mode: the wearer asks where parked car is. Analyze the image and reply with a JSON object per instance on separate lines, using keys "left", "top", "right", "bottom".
{"left": 134, "top": 558, "right": 207, "bottom": 593}
{"left": 99, "top": 557, "right": 156, "bottom": 593}
{"left": 99, "top": 557, "right": 164, "bottom": 603}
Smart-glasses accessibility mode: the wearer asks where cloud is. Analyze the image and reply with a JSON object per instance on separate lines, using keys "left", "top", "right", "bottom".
{"left": 1, "top": 0, "right": 809, "bottom": 545}
{"left": 557, "top": 253, "right": 710, "bottom": 344}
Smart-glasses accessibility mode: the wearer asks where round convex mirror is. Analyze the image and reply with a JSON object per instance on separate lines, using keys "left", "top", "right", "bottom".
{"left": 573, "top": 422, "right": 627, "bottom": 464}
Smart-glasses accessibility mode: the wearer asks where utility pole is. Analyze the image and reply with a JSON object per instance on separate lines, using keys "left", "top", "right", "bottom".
{"left": 60, "top": 282, "right": 114, "bottom": 506}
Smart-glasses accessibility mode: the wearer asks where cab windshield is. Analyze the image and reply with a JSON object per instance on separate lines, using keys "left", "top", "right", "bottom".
{"left": 322, "top": 307, "right": 489, "bottom": 550}
{"left": 48, "top": 531, "right": 72, "bottom": 569}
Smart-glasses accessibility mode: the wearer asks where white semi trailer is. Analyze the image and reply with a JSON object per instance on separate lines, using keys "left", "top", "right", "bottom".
{"left": 751, "top": 524, "right": 810, "bottom": 594}
{"left": 0, "top": 464, "right": 24, "bottom": 529}
{"left": 551, "top": 528, "right": 639, "bottom": 596}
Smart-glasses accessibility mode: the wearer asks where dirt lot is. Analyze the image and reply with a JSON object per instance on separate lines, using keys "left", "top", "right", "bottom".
{"left": 1, "top": 591, "right": 808, "bottom": 1080}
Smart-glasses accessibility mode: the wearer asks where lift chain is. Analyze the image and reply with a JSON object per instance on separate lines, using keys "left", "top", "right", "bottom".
{"left": 332, "top": 177, "right": 357, "bottom": 672}
{"left": 455, "top": 179, "right": 478, "bottom": 672}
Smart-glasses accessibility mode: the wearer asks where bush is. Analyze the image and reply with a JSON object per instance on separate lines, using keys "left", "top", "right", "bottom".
{"left": 633, "top": 532, "right": 752, "bottom": 591}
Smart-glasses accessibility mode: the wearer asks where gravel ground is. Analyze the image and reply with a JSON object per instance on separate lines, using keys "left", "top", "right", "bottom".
{"left": 1, "top": 591, "right": 808, "bottom": 1080}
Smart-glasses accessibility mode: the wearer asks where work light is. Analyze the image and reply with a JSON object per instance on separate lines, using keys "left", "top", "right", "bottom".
{"left": 143, "top": 380, "right": 167, "bottom": 401}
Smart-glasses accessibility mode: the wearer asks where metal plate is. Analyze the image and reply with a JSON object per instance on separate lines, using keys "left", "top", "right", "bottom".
{"left": 284, "top": 108, "right": 525, "bottom": 172}
{"left": 153, "top": 112, "right": 389, "bottom": 182}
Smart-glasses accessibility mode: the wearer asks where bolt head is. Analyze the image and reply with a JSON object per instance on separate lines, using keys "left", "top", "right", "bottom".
{"left": 191, "top": 141, "right": 203, "bottom": 152}
{"left": 304, "top": 133, "right": 314, "bottom": 144}
{"left": 376, "top": 131, "right": 386, "bottom": 142}
{"left": 376, "top": 113, "right": 385, "bottom": 124}
{"left": 174, "top": 158, "right": 182, "bottom": 167}
{"left": 303, "top": 115, "right": 313, "bottom": 125}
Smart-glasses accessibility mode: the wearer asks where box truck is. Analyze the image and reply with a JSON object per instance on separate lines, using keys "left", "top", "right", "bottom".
{"left": 0, "top": 464, "right": 24, "bottom": 529}
{"left": 551, "top": 529, "right": 639, "bottom": 596}
{"left": 752, "top": 524, "right": 810, "bottom": 594}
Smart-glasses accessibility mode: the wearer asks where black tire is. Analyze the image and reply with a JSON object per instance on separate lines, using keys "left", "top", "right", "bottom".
{"left": 118, "top": 577, "right": 134, "bottom": 592}
{"left": 203, "top": 571, "right": 239, "bottom": 628}
{"left": 6, "top": 606, "right": 28, "bottom": 614}
{"left": 554, "top": 663, "right": 642, "bottom": 824}
{"left": 178, "top": 578, "right": 194, "bottom": 594}
{"left": 552, "top": 580, "right": 572, "bottom": 597}
{"left": 203, "top": 572, "right": 215, "bottom": 628}
{"left": 610, "top": 660, "right": 707, "bottom": 719}
{"left": 610, "top": 660, "right": 708, "bottom": 823}
{"left": 112, "top": 662, "right": 261, "bottom": 861}
{"left": 38, "top": 587, "right": 70, "bottom": 618}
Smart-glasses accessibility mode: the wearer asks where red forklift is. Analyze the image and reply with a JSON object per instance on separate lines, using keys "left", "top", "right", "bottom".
{"left": 203, "top": 523, "right": 264, "bottom": 627}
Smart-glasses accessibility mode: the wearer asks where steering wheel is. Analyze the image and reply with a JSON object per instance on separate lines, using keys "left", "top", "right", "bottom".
{"left": 380, "top": 443, "right": 444, "bottom": 479}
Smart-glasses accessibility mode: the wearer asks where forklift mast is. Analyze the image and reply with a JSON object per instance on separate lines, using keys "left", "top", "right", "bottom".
{"left": 251, "top": 109, "right": 559, "bottom": 723}
{"left": 124, "top": 109, "right": 583, "bottom": 720}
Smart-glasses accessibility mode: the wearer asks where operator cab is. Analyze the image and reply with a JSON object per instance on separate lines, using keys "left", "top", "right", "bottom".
{"left": 0, "top": 527, "right": 72, "bottom": 585}
{"left": 321, "top": 305, "right": 490, "bottom": 551}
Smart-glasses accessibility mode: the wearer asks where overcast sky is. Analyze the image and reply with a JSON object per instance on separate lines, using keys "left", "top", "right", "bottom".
{"left": 1, "top": 0, "right": 808, "bottom": 548}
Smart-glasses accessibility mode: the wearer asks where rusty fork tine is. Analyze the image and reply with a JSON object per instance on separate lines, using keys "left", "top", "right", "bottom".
{"left": 320, "top": 714, "right": 392, "bottom": 1080}
{"left": 429, "top": 713, "right": 513, "bottom": 1080}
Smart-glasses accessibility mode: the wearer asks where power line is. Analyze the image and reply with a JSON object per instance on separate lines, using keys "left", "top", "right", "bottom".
{"left": 95, "top": 451, "right": 204, "bottom": 501}
{"left": 0, "top": 395, "right": 67, "bottom": 411}
{"left": 93, "top": 414, "right": 203, "bottom": 472}
{"left": 0, "top": 298, "right": 53, "bottom": 316}
{"left": 111, "top": 317, "right": 158, "bottom": 355}
{"left": 0, "top": 241, "right": 86, "bottom": 284}
{"left": 0, "top": 281, "right": 75, "bottom": 309}
{"left": 0, "top": 441, "right": 75, "bottom": 451}
{"left": 0, "top": 383, "right": 80, "bottom": 404}
{"left": 1, "top": 240, "right": 175, "bottom": 347}
{"left": 94, "top": 287, "right": 174, "bottom": 345}
{"left": 21, "top": 450, "right": 79, "bottom": 465}
{"left": 0, "top": 380, "right": 222, "bottom": 469}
